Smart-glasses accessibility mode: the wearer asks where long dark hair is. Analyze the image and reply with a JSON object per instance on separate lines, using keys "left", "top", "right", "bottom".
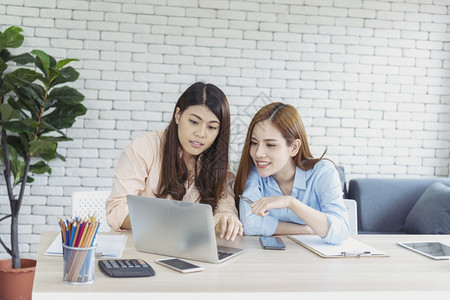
{"left": 156, "top": 82, "right": 230, "bottom": 209}
{"left": 234, "top": 102, "right": 326, "bottom": 205}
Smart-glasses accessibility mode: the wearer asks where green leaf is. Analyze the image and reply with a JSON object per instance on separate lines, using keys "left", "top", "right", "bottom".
{"left": 16, "top": 173, "right": 35, "bottom": 185}
{"left": 12, "top": 85, "right": 41, "bottom": 116}
{"left": 0, "top": 148, "right": 5, "bottom": 165}
{"left": 0, "top": 148, "right": 4, "bottom": 165}
{"left": 0, "top": 59, "right": 6, "bottom": 75}
{"left": 9, "top": 53, "right": 34, "bottom": 65}
{"left": 0, "top": 26, "right": 24, "bottom": 50}
{"left": 7, "top": 96, "right": 31, "bottom": 115}
{"left": 48, "top": 67, "right": 59, "bottom": 85}
{"left": 36, "top": 119, "right": 59, "bottom": 131}
{"left": 0, "top": 49, "right": 10, "bottom": 62}
{"left": 0, "top": 103, "right": 21, "bottom": 122}
{"left": 2, "top": 120, "right": 35, "bottom": 135}
{"left": 2, "top": 146, "right": 35, "bottom": 185}
{"left": 29, "top": 161, "right": 51, "bottom": 175}
{"left": 29, "top": 137, "right": 57, "bottom": 159}
{"left": 55, "top": 151, "right": 66, "bottom": 161}
{"left": 51, "top": 67, "right": 80, "bottom": 87}
{"left": 11, "top": 158, "right": 25, "bottom": 186}
{"left": 48, "top": 86, "right": 84, "bottom": 104}
{"left": 56, "top": 58, "right": 78, "bottom": 70}
{"left": 6, "top": 136, "right": 28, "bottom": 158}
{"left": 32, "top": 51, "right": 56, "bottom": 79}
{"left": 31, "top": 50, "right": 50, "bottom": 75}
{"left": 5, "top": 68, "right": 41, "bottom": 85}
{"left": 43, "top": 103, "right": 87, "bottom": 129}
{"left": 0, "top": 144, "right": 18, "bottom": 165}
{"left": 36, "top": 123, "right": 71, "bottom": 141}
{"left": 0, "top": 54, "right": 7, "bottom": 77}
{"left": 8, "top": 154, "right": 34, "bottom": 187}
{"left": 24, "top": 83, "right": 49, "bottom": 109}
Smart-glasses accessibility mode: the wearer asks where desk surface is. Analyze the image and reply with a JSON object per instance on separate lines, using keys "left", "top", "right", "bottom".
{"left": 33, "top": 231, "right": 450, "bottom": 299}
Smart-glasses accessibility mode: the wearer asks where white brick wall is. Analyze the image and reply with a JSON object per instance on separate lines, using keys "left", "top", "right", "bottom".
{"left": 0, "top": 0, "right": 449, "bottom": 259}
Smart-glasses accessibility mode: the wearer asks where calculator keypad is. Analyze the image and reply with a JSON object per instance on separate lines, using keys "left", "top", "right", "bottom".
{"left": 99, "top": 259, "right": 155, "bottom": 277}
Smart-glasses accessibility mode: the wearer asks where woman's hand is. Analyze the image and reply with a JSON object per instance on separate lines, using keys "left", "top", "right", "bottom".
{"left": 252, "top": 196, "right": 330, "bottom": 238}
{"left": 215, "top": 214, "right": 243, "bottom": 241}
{"left": 250, "top": 196, "right": 293, "bottom": 217}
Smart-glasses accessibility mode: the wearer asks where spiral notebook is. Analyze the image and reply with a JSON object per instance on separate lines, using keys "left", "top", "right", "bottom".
{"left": 289, "top": 235, "right": 388, "bottom": 258}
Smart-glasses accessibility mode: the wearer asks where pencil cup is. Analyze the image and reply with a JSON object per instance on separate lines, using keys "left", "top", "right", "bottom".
{"left": 63, "top": 244, "right": 96, "bottom": 284}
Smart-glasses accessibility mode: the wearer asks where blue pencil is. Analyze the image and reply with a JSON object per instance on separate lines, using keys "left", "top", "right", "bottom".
{"left": 65, "top": 218, "right": 70, "bottom": 245}
{"left": 65, "top": 230, "right": 69, "bottom": 245}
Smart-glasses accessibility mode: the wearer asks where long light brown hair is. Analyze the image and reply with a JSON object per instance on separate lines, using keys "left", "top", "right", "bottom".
{"left": 155, "top": 82, "right": 230, "bottom": 209}
{"left": 234, "top": 102, "right": 326, "bottom": 206}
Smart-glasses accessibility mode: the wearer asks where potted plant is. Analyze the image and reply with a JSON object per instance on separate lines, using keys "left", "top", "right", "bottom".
{"left": 0, "top": 26, "right": 86, "bottom": 299}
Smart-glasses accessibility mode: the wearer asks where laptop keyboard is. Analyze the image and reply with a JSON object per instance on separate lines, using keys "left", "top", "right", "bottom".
{"left": 217, "top": 251, "right": 233, "bottom": 260}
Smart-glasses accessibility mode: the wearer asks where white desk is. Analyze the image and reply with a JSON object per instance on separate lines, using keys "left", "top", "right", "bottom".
{"left": 33, "top": 231, "right": 450, "bottom": 299}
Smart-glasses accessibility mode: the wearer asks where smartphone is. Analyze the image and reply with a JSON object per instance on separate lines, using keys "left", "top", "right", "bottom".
{"left": 155, "top": 258, "right": 204, "bottom": 273}
{"left": 397, "top": 242, "right": 450, "bottom": 260}
{"left": 259, "top": 236, "right": 286, "bottom": 250}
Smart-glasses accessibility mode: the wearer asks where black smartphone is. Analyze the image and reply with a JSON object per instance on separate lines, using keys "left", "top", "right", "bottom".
{"left": 259, "top": 236, "right": 286, "bottom": 250}
{"left": 155, "top": 258, "right": 203, "bottom": 273}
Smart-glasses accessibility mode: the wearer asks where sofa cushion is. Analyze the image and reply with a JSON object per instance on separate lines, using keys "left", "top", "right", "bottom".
{"left": 348, "top": 178, "right": 450, "bottom": 233}
{"left": 404, "top": 182, "right": 450, "bottom": 234}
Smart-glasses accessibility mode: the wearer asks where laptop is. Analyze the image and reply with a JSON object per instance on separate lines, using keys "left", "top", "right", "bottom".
{"left": 127, "top": 195, "right": 244, "bottom": 264}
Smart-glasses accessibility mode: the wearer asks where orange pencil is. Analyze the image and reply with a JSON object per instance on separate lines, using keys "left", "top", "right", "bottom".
{"left": 78, "top": 222, "right": 90, "bottom": 248}
{"left": 71, "top": 221, "right": 80, "bottom": 246}
{"left": 83, "top": 222, "right": 98, "bottom": 248}
{"left": 58, "top": 218, "right": 66, "bottom": 245}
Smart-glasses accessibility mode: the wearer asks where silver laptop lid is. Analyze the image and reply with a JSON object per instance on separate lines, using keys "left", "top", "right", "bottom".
{"left": 127, "top": 195, "right": 220, "bottom": 263}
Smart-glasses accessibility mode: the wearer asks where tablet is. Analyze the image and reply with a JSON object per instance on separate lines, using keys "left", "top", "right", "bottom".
{"left": 397, "top": 242, "right": 450, "bottom": 260}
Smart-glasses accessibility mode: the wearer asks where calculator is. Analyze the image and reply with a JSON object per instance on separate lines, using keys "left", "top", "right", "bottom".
{"left": 98, "top": 259, "right": 155, "bottom": 278}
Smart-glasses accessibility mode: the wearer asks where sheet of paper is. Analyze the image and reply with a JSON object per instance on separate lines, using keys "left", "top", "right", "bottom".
{"left": 289, "top": 235, "right": 387, "bottom": 257}
{"left": 45, "top": 232, "right": 127, "bottom": 258}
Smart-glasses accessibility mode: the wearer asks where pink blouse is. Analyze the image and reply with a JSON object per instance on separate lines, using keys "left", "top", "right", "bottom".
{"left": 106, "top": 130, "right": 238, "bottom": 231}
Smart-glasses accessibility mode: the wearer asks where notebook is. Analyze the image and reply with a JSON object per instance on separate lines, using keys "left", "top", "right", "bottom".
{"left": 127, "top": 195, "right": 244, "bottom": 264}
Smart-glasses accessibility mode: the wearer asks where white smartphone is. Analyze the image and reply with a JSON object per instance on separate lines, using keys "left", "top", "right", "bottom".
{"left": 397, "top": 242, "right": 450, "bottom": 260}
{"left": 155, "top": 258, "right": 204, "bottom": 273}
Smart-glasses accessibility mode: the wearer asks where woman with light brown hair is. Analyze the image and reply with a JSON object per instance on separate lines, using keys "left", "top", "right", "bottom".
{"left": 234, "top": 102, "right": 348, "bottom": 244}
{"left": 107, "top": 82, "right": 243, "bottom": 241}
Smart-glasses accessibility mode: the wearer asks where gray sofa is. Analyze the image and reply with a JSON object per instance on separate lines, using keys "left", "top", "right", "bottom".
{"left": 346, "top": 177, "right": 450, "bottom": 234}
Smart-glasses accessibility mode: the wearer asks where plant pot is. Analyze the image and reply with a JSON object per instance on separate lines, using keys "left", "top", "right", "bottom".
{"left": 0, "top": 258, "right": 36, "bottom": 300}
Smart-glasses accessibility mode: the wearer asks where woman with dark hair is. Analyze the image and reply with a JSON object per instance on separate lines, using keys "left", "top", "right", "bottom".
{"left": 107, "top": 82, "right": 243, "bottom": 241}
{"left": 234, "top": 102, "right": 348, "bottom": 244}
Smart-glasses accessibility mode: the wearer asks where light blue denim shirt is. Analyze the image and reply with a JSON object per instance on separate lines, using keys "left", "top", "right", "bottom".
{"left": 240, "top": 159, "right": 349, "bottom": 245}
